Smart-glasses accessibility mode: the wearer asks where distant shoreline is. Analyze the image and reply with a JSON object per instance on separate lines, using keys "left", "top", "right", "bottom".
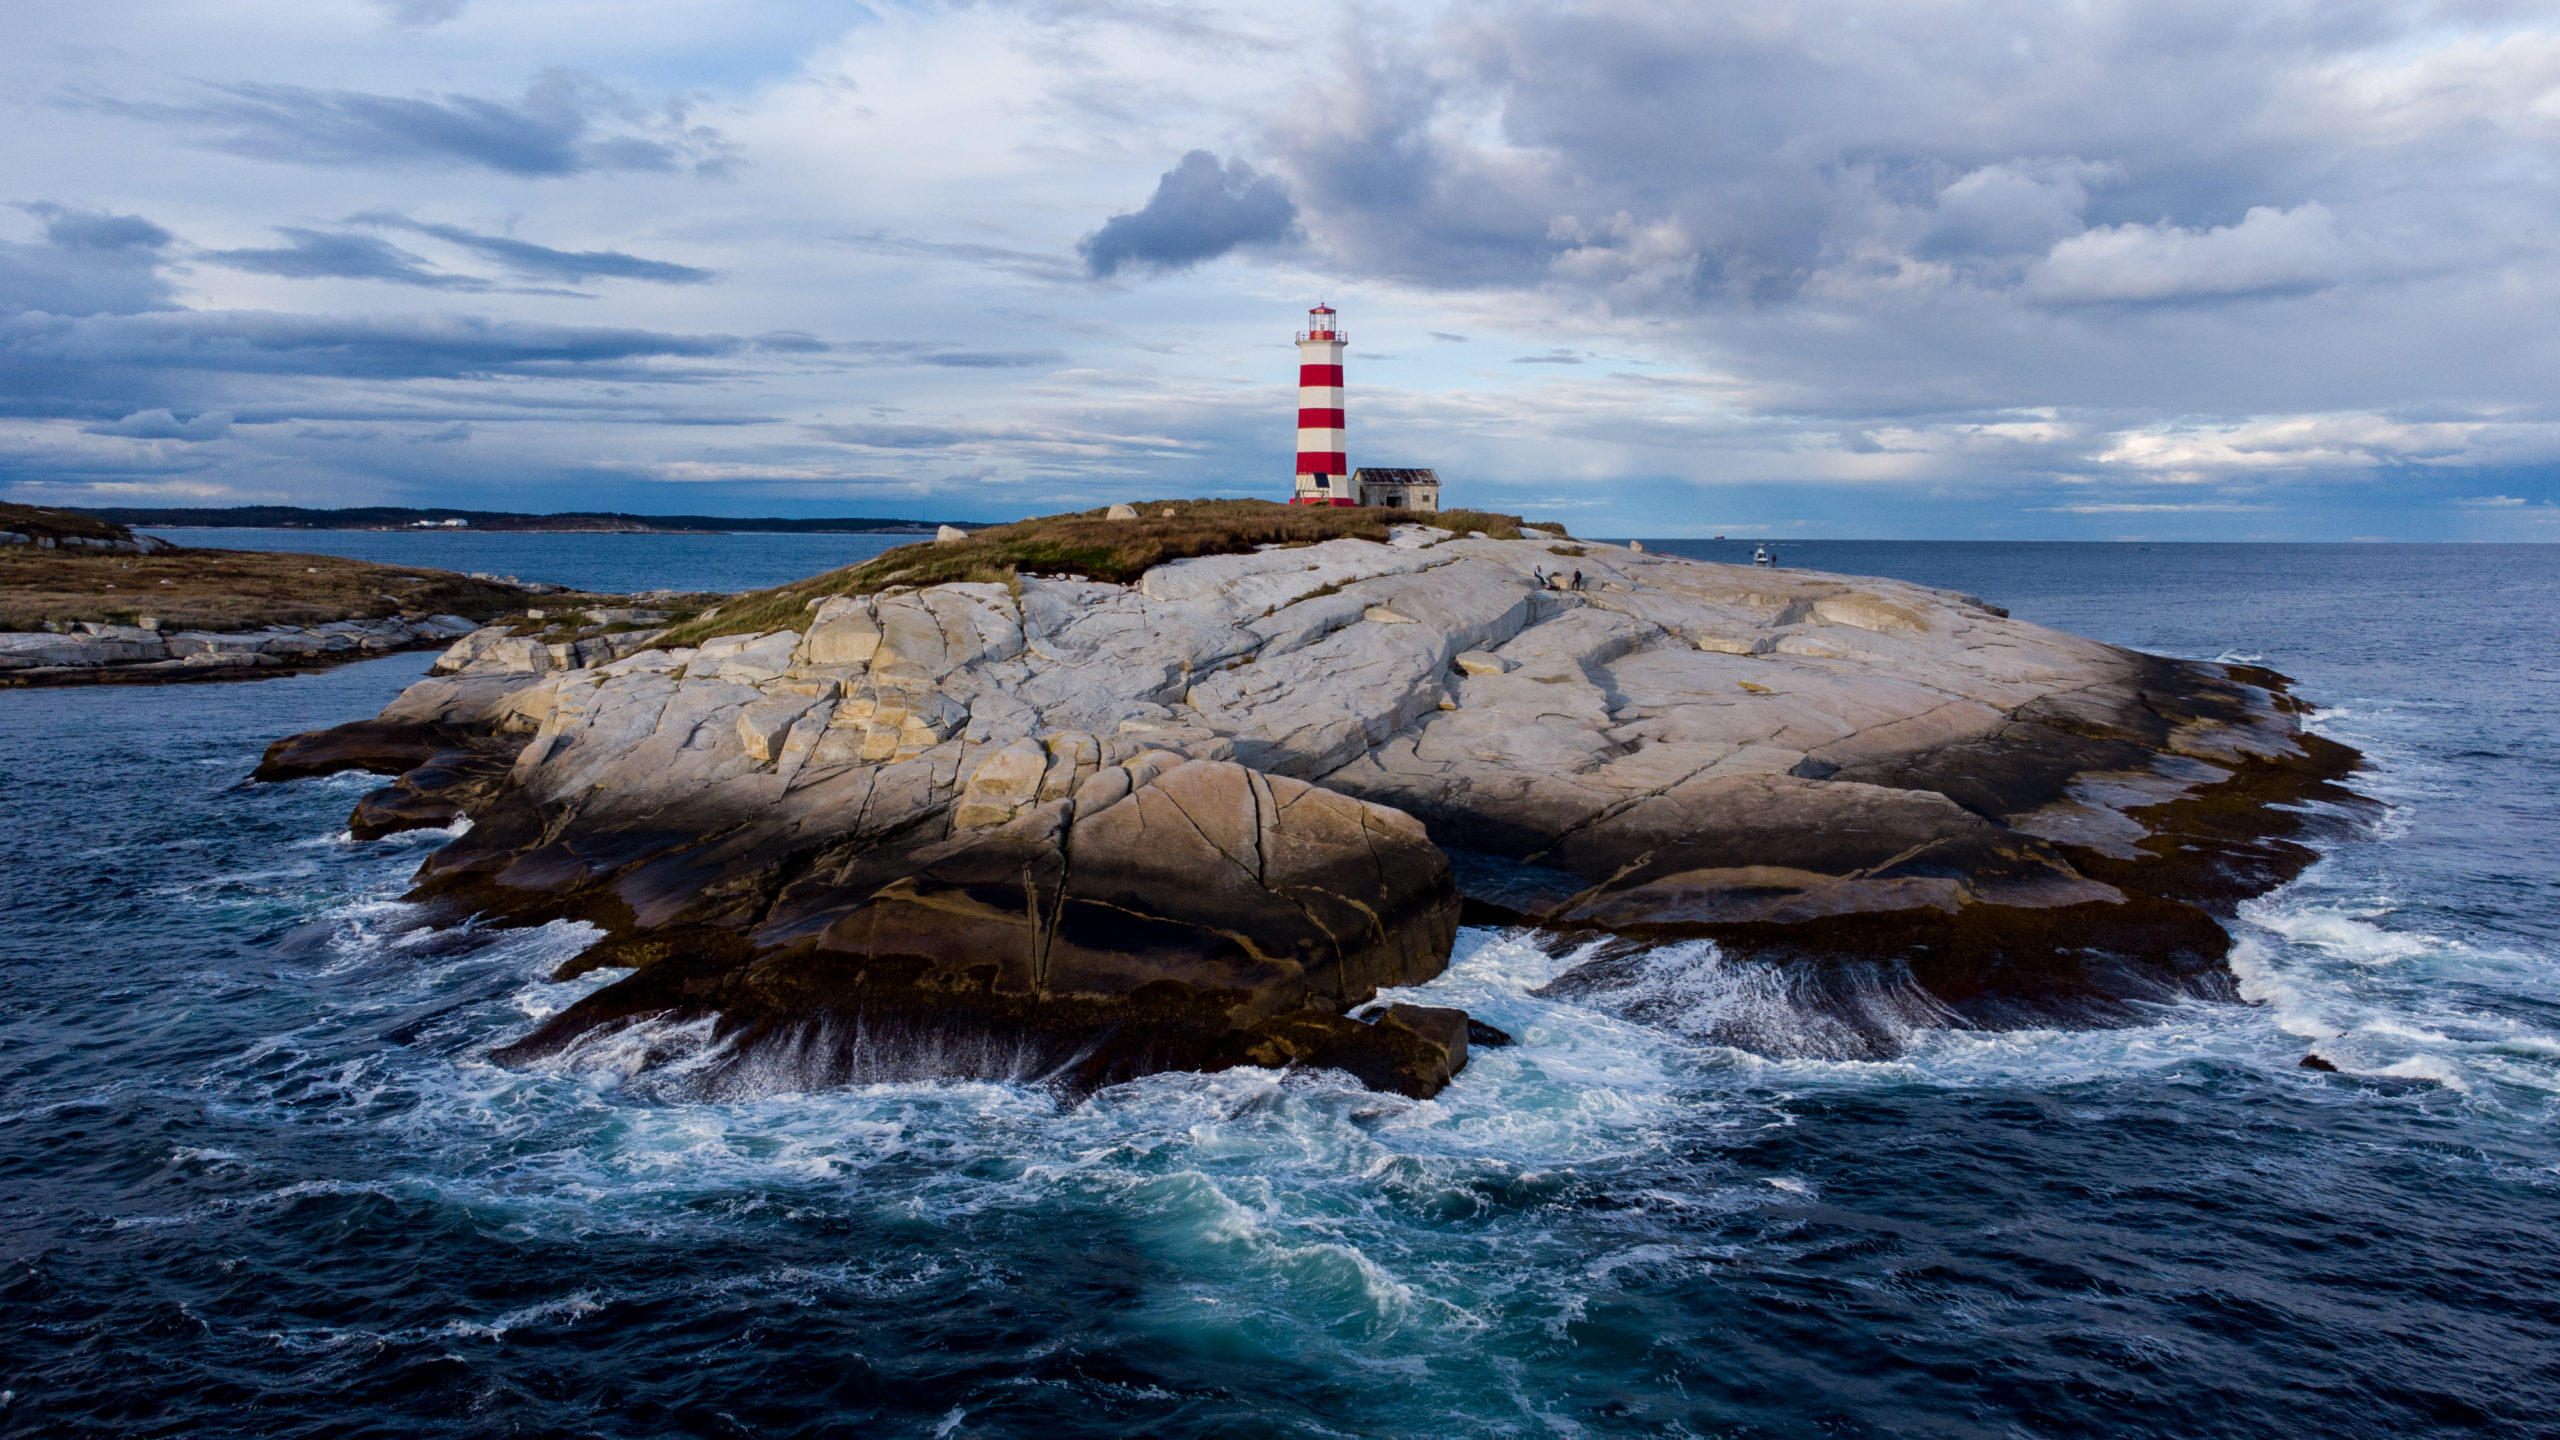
{"left": 78, "top": 506, "right": 982, "bottom": 536}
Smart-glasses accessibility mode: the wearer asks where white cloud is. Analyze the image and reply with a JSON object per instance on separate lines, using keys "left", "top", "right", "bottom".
{"left": 1928, "top": 159, "right": 2123, "bottom": 259}
{"left": 2025, "top": 204, "right": 2352, "bottom": 305}
{"left": 2092, "top": 413, "right": 2560, "bottom": 480}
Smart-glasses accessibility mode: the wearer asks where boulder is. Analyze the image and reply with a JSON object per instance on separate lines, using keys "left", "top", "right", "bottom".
{"left": 255, "top": 719, "right": 485, "bottom": 782}
{"left": 474, "top": 755, "right": 1465, "bottom": 1095}
{"left": 1220, "top": 1003, "right": 1471, "bottom": 1099}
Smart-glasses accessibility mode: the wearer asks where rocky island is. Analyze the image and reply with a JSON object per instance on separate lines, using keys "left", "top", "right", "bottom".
{"left": 0, "top": 502, "right": 714, "bottom": 686}
{"left": 257, "top": 501, "right": 2361, "bottom": 1098}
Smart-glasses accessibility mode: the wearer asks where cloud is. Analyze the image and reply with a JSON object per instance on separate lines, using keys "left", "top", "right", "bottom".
{"left": 2092, "top": 413, "right": 2510, "bottom": 476}
{"left": 609, "top": 460, "right": 915, "bottom": 484}
{"left": 804, "top": 419, "right": 1184, "bottom": 453}
{"left": 349, "top": 213, "right": 714, "bottom": 284}
{"left": 912, "top": 350, "right": 1065, "bottom": 369}
{"left": 0, "top": 205, "right": 178, "bottom": 317}
{"left": 205, "top": 227, "right": 485, "bottom": 289}
{"left": 2040, "top": 502, "right": 2271, "bottom": 514}
{"left": 1078, "top": 151, "right": 1298, "bottom": 277}
{"left": 839, "top": 232, "right": 1085, "bottom": 285}
{"left": 807, "top": 422, "right": 990, "bottom": 448}
{"left": 30, "top": 204, "right": 174, "bottom": 254}
{"left": 2025, "top": 204, "right": 2353, "bottom": 305}
{"left": 1922, "top": 160, "right": 2123, "bottom": 261}
{"left": 81, "top": 407, "right": 233, "bottom": 440}
{"left": 0, "top": 309, "right": 743, "bottom": 389}
{"left": 750, "top": 330, "right": 828, "bottom": 353}
{"left": 828, "top": 341, "right": 1066, "bottom": 369}
{"left": 375, "top": 0, "right": 465, "bottom": 26}
{"left": 98, "top": 70, "right": 734, "bottom": 177}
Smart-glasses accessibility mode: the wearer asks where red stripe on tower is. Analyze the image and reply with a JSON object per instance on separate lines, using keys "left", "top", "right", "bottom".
{"left": 1290, "top": 304, "right": 1351, "bottom": 505}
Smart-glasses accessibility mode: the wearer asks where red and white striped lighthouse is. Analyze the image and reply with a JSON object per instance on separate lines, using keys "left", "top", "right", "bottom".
{"left": 1290, "top": 303, "right": 1352, "bottom": 506}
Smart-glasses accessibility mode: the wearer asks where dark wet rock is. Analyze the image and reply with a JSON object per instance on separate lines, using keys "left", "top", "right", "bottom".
{"left": 1217, "top": 1002, "right": 1474, "bottom": 1098}
{"left": 462, "top": 756, "right": 1462, "bottom": 1095}
{"left": 254, "top": 719, "right": 482, "bottom": 782}
{"left": 348, "top": 738, "right": 527, "bottom": 840}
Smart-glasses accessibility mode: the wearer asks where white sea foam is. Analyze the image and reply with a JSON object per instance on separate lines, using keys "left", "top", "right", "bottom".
{"left": 2243, "top": 898, "right": 2436, "bottom": 966}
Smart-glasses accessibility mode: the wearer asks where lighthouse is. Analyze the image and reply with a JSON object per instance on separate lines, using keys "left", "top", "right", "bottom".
{"left": 1290, "top": 303, "right": 1351, "bottom": 505}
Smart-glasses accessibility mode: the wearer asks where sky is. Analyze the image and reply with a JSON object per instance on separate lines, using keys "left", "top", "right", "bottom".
{"left": 4, "top": 1, "right": 2559, "bottom": 539}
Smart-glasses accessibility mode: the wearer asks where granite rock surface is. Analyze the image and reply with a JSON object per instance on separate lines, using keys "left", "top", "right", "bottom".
{"left": 260, "top": 525, "right": 2359, "bottom": 1091}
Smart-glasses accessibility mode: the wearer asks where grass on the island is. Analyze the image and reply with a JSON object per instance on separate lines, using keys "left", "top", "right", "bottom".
{"left": 658, "top": 499, "right": 1565, "bottom": 647}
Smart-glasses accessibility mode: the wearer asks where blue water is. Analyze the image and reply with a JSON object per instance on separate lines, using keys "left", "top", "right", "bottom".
{"left": 137, "top": 527, "right": 919, "bottom": 594}
{"left": 3, "top": 541, "right": 2556, "bottom": 1437}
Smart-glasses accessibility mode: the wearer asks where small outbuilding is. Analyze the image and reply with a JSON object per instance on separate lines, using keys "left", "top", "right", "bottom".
{"left": 1353, "top": 468, "right": 1440, "bottom": 512}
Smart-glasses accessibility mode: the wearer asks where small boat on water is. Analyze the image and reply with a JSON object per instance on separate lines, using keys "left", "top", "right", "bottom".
{"left": 1751, "top": 544, "right": 1776, "bottom": 566}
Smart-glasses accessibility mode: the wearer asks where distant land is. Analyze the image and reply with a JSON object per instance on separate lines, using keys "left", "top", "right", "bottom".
{"left": 72, "top": 506, "right": 985, "bottom": 535}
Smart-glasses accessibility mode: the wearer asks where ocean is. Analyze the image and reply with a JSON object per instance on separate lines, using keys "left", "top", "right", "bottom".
{"left": 3, "top": 538, "right": 2555, "bottom": 1437}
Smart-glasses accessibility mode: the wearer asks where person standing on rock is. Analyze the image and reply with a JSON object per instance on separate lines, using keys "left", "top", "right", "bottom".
{"left": 1572, "top": 570, "right": 1584, "bottom": 592}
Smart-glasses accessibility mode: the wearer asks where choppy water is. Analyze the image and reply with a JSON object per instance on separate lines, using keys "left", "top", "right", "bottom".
{"left": 4, "top": 542, "right": 2556, "bottom": 1437}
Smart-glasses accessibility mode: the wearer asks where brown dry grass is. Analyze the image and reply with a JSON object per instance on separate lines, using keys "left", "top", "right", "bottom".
{"left": 658, "top": 498, "right": 1566, "bottom": 646}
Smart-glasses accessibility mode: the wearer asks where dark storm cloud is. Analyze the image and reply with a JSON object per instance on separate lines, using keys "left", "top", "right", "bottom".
{"left": 205, "top": 228, "right": 486, "bottom": 289}
{"left": 93, "top": 70, "right": 733, "bottom": 177}
{"left": 1078, "top": 150, "right": 1297, "bottom": 277}
{"left": 0, "top": 205, "right": 176, "bottom": 316}
{"left": 349, "top": 213, "right": 715, "bottom": 285}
